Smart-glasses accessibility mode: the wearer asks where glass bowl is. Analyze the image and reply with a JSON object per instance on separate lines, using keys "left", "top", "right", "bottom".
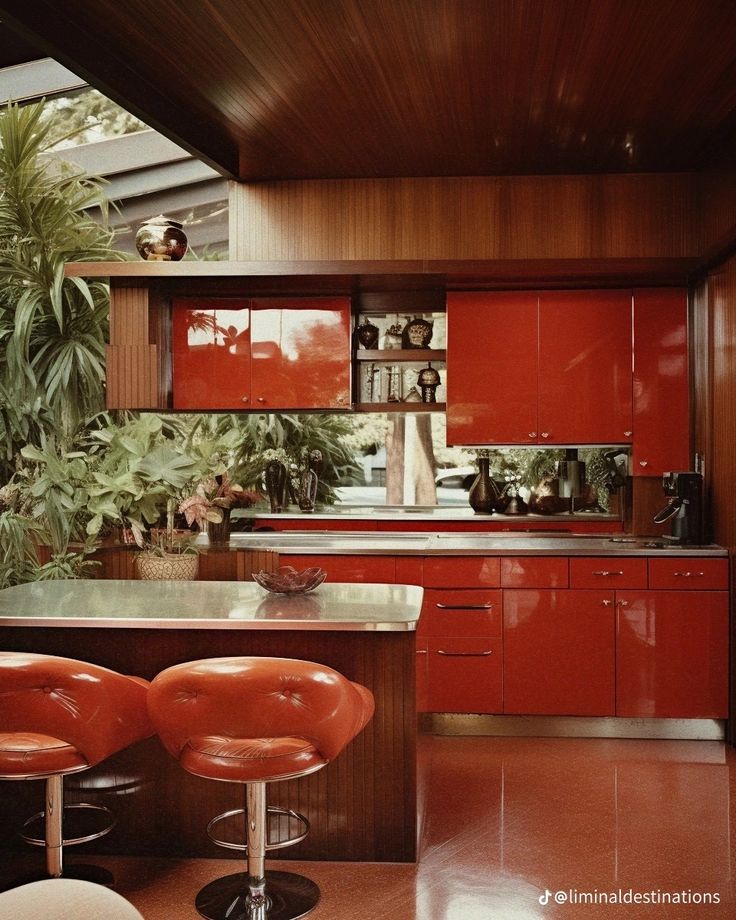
{"left": 252, "top": 565, "right": 326, "bottom": 595}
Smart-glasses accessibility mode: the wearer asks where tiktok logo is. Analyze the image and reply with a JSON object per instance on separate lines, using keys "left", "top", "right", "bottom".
{"left": 539, "top": 889, "right": 552, "bottom": 905}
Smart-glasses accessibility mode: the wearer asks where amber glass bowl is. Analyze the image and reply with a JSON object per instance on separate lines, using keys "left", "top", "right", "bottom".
{"left": 252, "top": 565, "right": 326, "bottom": 595}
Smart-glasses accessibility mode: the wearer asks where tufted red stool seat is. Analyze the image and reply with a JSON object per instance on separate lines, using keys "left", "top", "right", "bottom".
{"left": 0, "top": 652, "right": 153, "bottom": 883}
{"left": 148, "top": 656, "right": 374, "bottom": 920}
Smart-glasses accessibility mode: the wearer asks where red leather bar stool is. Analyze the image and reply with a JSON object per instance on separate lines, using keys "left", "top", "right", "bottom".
{"left": 147, "top": 656, "right": 375, "bottom": 920}
{"left": 0, "top": 652, "right": 153, "bottom": 883}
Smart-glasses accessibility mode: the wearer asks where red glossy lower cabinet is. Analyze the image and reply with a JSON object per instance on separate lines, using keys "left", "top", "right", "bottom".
{"left": 616, "top": 590, "right": 729, "bottom": 718}
{"left": 426, "top": 638, "right": 502, "bottom": 713}
{"left": 285, "top": 554, "right": 396, "bottom": 582}
{"left": 503, "top": 590, "right": 615, "bottom": 716}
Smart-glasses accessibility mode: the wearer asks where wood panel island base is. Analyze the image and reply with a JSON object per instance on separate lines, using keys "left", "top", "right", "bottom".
{"left": 0, "top": 581, "right": 422, "bottom": 866}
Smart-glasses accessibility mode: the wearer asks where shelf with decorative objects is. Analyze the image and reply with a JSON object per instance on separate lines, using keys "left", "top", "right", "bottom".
{"left": 353, "top": 312, "right": 447, "bottom": 412}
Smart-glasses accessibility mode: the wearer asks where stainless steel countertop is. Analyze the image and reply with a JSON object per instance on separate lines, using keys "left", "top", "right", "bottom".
{"left": 0, "top": 580, "right": 423, "bottom": 631}
{"left": 251, "top": 508, "right": 618, "bottom": 522}
{"left": 231, "top": 532, "right": 727, "bottom": 556}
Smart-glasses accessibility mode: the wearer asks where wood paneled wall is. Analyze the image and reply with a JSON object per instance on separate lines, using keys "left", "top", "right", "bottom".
{"left": 230, "top": 174, "right": 698, "bottom": 261}
{"left": 692, "top": 251, "right": 736, "bottom": 744}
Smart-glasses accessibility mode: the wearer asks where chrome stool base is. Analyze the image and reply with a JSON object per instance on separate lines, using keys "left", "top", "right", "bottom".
{"left": 195, "top": 870, "right": 319, "bottom": 920}
{"left": 21, "top": 803, "right": 116, "bottom": 847}
{"left": 207, "top": 806, "right": 309, "bottom": 852}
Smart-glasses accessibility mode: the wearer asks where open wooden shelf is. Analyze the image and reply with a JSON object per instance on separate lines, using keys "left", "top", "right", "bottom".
{"left": 354, "top": 349, "right": 446, "bottom": 362}
{"left": 354, "top": 402, "right": 446, "bottom": 413}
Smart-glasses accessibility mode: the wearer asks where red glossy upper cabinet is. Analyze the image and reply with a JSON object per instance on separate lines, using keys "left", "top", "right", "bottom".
{"left": 632, "top": 289, "right": 689, "bottom": 477}
{"left": 537, "top": 290, "right": 633, "bottom": 444}
{"left": 250, "top": 297, "right": 351, "bottom": 410}
{"left": 172, "top": 299, "right": 251, "bottom": 409}
{"left": 446, "top": 292, "right": 539, "bottom": 444}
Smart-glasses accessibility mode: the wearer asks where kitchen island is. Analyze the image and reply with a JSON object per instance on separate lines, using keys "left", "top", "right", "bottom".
{"left": 0, "top": 581, "right": 422, "bottom": 863}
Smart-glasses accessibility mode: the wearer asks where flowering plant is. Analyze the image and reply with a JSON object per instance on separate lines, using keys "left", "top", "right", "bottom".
{"left": 178, "top": 474, "right": 260, "bottom": 529}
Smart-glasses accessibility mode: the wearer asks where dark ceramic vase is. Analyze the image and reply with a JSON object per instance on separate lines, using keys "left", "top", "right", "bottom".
{"left": 468, "top": 457, "right": 499, "bottom": 514}
{"left": 264, "top": 460, "right": 287, "bottom": 513}
{"left": 356, "top": 321, "right": 379, "bottom": 349}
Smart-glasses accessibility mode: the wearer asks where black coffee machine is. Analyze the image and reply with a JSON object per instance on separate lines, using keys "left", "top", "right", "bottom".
{"left": 653, "top": 472, "right": 704, "bottom": 545}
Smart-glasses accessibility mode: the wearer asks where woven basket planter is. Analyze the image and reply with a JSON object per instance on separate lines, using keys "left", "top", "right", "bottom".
{"left": 135, "top": 551, "right": 199, "bottom": 581}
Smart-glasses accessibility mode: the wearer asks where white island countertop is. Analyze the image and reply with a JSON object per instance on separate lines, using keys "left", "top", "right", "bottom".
{"left": 0, "top": 580, "right": 423, "bottom": 632}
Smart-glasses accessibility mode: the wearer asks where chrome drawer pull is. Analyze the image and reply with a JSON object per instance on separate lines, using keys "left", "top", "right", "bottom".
{"left": 673, "top": 571, "right": 705, "bottom": 577}
{"left": 437, "top": 650, "right": 493, "bottom": 657}
{"left": 416, "top": 649, "right": 428, "bottom": 655}
{"left": 591, "top": 570, "right": 624, "bottom": 576}
{"left": 435, "top": 603, "right": 494, "bottom": 610}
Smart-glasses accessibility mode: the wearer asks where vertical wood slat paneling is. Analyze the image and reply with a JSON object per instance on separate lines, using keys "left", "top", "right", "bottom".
{"left": 695, "top": 251, "right": 736, "bottom": 744}
{"left": 708, "top": 255, "right": 736, "bottom": 550}
{"left": 229, "top": 174, "right": 698, "bottom": 262}
{"left": 109, "top": 287, "right": 150, "bottom": 345}
{"left": 105, "top": 345, "right": 159, "bottom": 409}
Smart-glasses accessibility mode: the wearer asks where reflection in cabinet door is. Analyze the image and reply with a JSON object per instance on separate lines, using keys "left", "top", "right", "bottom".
{"left": 503, "top": 589, "right": 615, "bottom": 716}
{"left": 616, "top": 590, "right": 728, "bottom": 718}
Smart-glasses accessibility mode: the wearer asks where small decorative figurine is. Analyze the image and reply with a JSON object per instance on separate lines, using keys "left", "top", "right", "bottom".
{"left": 402, "top": 316, "right": 433, "bottom": 348}
{"left": 356, "top": 319, "right": 380, "bottom": 349}
{"left": 417, "top": 363, "right": 441, "bottom": 402}
{"left": 383, "top": 320, "right": 403, "bottom": 350}
{"left": 135, "top": 215, "right": 188, "bottom": 261}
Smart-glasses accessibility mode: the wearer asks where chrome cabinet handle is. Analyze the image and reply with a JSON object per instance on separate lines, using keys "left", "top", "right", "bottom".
{"left": 673, "top": 571, "right": 705, "bottom": 577}
{"left": 336, "top": 394, "right": 346, "bottom": 404}
{"left": 541, "top": 432, "right": 550, "bottom": 439}
{"left": 416, "top": 649, "right": 428, "bottom": 655}
{"left": 601, "top": 600, "right": 612, "bottom": 607}
{"left": 624, "top": 430, "right": 632, "bottom": 437}
{"left": 617, "top": 600, "right": 629, "bottom": 607}
{"left": 639, "top": 460, "right": 648, "bottom": 467}
{"left": 257, "top": 396, "right": 266, "bottom": 403}
{"left": 528, "top": 432, "right": 537, "bottom": 438}
{"left": 241, "top": 396, "right": 249, "bottom": 403}
{"left": 435, "top": 603, "right": 494, "bottom": 610}
{"left": 437, "top": 650, "right": 493, "bottom": 657}
{"left": 591, "top": 570, "right": 624, "bottom": 576}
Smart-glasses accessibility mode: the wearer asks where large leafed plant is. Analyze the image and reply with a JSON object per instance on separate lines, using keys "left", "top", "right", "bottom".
{"left": 0, "top": 101, "right": 124, "bottom": 479}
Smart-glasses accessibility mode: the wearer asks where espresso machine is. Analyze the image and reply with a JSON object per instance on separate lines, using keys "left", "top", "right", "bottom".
{"left": 653, "top": 471, "right": 704, "bottom": 545}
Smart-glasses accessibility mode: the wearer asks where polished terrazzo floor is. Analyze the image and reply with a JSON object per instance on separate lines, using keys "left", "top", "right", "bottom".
{"left": 6, "top": 735, "right": 736, "bottom": 918}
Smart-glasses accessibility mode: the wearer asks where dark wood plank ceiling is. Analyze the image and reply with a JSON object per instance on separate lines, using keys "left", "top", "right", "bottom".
{"left": 2, "top": 0, "right": 736, "bottom": 181}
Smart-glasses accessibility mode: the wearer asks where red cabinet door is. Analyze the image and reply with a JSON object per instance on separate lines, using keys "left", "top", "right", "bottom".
{"left": 632, "top": 289, "right": 689, "bottom": 477}
{"left": 250, "top": 297, "right": 351, "bottom": 409}
{"left": 172, "top": 299, "right": 251, "bottom": 409}
{"left": 503, "top": 589, "right": 615, "bottom": 716}
{"left": 426, "top": 637, "right": 502, "bottom": 713}
{"left": 446, "top": 292, "right": 539, "bottom": 445}
{"left": 616, "top": 590, "right": 729, "bottom": 718}
{"left": 537, "top": 290, "right": 633, "bottom": 444}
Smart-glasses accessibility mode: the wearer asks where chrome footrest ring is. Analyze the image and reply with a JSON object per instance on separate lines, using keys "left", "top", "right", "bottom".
{"left": 20, "top": 803, "right": 116, "bottom": 847}
{"left": 206, "top": 806, "right": 310, "bottom": 852}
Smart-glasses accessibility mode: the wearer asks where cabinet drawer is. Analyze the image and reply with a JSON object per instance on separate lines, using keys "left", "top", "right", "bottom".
{"left": 420, "top": 589, "right": 502, "bottom": 637}
{"left": 426, "top": 637, "right": 502, "bottom": 713}
{"left": 286, "top": 554, "right": 396, "bottom": 583}
{"left": 423, "top": 556, "right": 500, "bottom": 588}
{"left": 648, "top": 558, "right": 729, "bottom": 590}
{"left": 569, "top": 557, "right": 647, "bottom": 589}
{"left": 501, "top": 556, "right": 568, "bottom": 588}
